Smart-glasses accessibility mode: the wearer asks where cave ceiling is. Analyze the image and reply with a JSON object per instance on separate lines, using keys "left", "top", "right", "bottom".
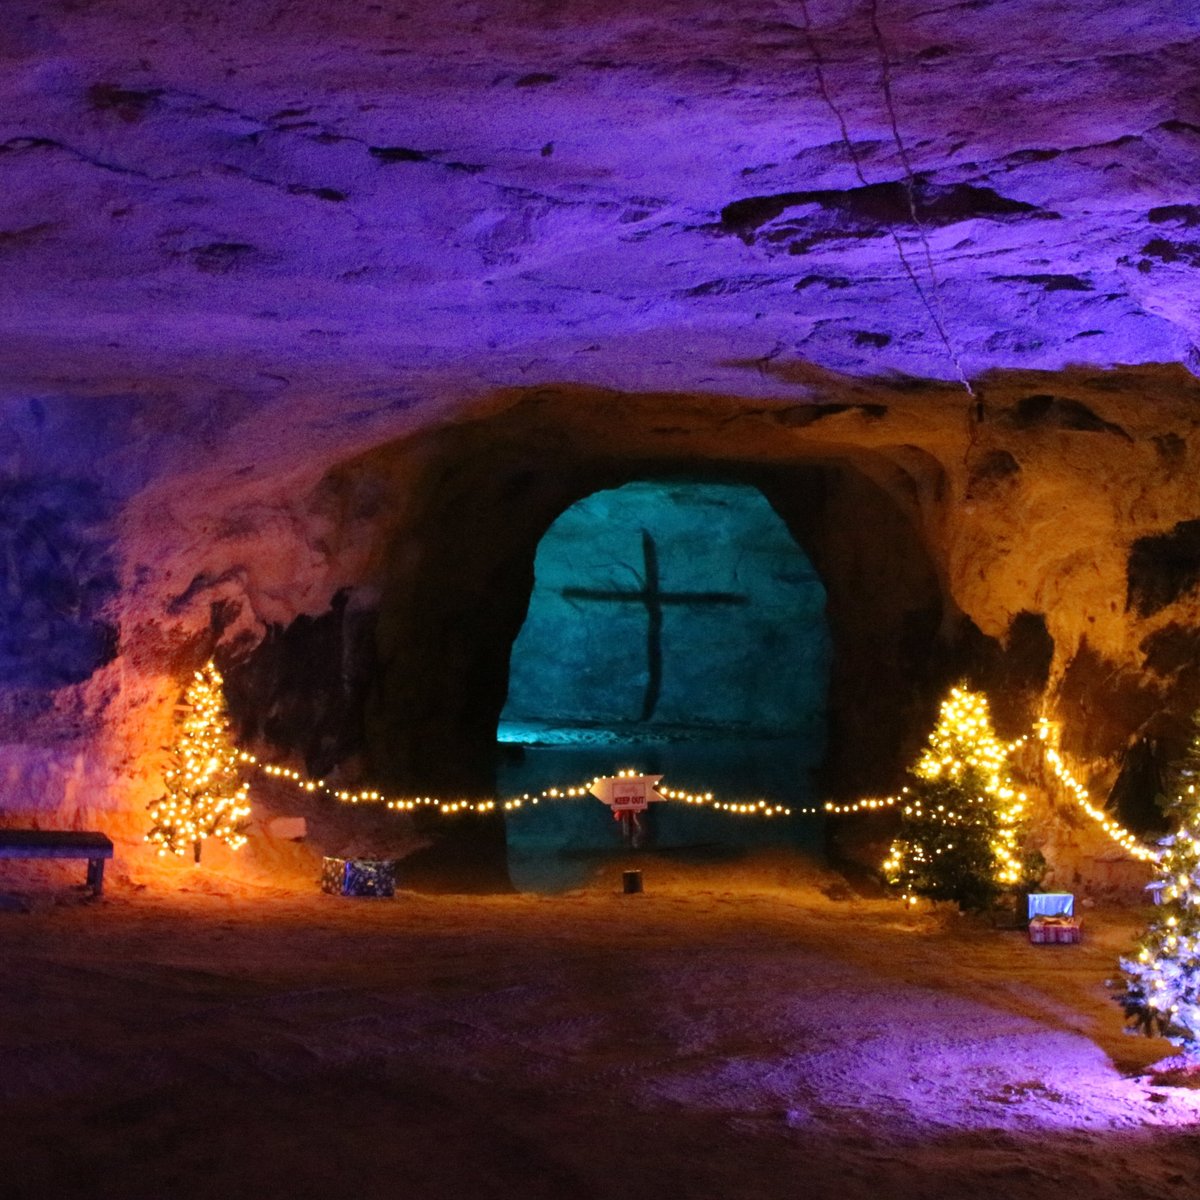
{"left": 2, "top": 0, "right": 1200, "bottom": 491}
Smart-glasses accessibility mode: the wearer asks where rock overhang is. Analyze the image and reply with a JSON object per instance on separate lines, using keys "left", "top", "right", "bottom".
{"left": 1, "top": 0, "right": 1198, "bottom": 468}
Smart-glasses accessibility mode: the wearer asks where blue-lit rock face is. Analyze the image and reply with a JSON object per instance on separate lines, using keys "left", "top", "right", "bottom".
{"left": 0, "top": 477, "right": 119, "bottom": 688}
{"left": 498, "top": 481, "right": 830, "bottom": 883}
{"left": 502, "top": 481, "right": 829, "bottom": 736}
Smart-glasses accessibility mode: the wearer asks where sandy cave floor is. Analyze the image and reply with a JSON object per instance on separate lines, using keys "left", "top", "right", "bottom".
{"left": 1, "top": 853, "right": 1199, "bottom": 1200}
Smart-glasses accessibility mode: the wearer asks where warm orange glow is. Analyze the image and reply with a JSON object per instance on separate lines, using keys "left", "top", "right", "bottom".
{"left": 146, "top": 662, "right": 251, "bottom": 858}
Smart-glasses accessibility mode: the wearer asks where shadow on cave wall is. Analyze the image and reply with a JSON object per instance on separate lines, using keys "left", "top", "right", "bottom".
{"left": 1127, "top": 518, "right": 1200, "bottom": 618}
{"left": 224, "top": 589, "right": 378, "bottom": 779}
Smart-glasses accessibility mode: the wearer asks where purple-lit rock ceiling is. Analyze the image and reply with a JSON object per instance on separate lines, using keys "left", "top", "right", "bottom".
{"left": 2, "top": 0, "right": 1199, "bottom": 432}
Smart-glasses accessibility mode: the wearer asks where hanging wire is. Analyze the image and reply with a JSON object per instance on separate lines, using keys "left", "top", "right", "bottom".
{"left": 866, "top": 0, "right": 976, "bottom": 401}
{"left": 796, "top": 0, "right": 975, "bottom": 399}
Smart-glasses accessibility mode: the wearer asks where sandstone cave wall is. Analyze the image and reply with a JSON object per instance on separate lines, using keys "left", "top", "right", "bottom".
{"left": 1, "top": 371, "right": 1199, "bottom": 892}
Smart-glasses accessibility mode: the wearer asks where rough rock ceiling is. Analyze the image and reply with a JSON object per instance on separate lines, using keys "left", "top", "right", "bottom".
{"left": 3, "top": 0, "right": 1199, "bottom": 476}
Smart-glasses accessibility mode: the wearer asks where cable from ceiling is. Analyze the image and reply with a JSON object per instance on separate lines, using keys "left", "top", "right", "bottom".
{"left": 795, "top": 0, "right": 976, "bottom": 401}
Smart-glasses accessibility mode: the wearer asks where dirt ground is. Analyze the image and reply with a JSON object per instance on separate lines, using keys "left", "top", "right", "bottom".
{"left": 1, "top": 851, "right": 1198, "bottom": 1200}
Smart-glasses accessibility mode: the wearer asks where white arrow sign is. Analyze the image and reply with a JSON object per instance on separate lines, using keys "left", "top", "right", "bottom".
{"left": 589, "top": 774, "right": 667, "bottom": 813}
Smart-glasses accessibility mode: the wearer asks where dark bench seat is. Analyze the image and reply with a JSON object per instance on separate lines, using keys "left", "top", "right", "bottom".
{"left": 0, "top": 831, "right": 114, "bottom": 895}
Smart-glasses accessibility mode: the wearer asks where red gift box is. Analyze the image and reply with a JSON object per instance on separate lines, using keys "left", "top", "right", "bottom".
{"left": 1029, "top": 915, "right": 1082, "bottom": 944}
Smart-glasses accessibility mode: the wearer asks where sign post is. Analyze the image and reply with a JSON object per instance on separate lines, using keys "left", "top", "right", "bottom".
{"left": 589, "top": 774, "right": 667, "bottom": 849}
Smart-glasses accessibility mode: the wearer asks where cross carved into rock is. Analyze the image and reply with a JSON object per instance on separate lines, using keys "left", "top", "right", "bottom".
{"left": 562, "top": 529, "right": 748, "bottom": 721}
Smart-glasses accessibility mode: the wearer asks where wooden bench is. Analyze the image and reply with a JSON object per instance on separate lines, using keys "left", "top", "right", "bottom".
{"left": 0, "top": 831, "right": 114, "bottom": 895}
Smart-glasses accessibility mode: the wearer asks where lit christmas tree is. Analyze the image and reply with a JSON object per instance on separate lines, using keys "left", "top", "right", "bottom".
{"left": 147, "top": 661, "right": 251, "bottom": 861}
{"left": 1114, "top": 712, "right": 1200, "bottom": 1058}
{"left": 882, "top": 685, "right": 1028, "bottom": 910}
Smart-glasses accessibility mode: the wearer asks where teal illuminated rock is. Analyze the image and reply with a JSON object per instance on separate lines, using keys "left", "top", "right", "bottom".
{"left": 502, "top": 480, "right": 829, "bottom": 735}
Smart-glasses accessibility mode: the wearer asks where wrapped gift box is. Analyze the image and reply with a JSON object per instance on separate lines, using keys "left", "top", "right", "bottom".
{"left": 1027, "top": 892, "right": 1074, "bottom": 920}
{"left": 321, "top": 856, "right": 395, "bottom": 898}
{"left": 1029, "top": 914, "right": 1082, "bottom": 944}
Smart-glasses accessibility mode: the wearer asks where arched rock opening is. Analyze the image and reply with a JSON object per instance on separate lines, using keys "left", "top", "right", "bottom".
{"left": 501, "top": 478, "right": 829, "bottom": 737}
{"left": 497, "top": 478, "right": 831, "bottom": 841}
{"left": 227, "top": 389, "right": 961, "bottom": 807}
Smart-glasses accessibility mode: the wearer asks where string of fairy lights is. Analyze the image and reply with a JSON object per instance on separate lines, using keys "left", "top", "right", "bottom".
{"left": 244, "top": 710, "right": 1158, "bottom": 862}
{"left": 1034, "top": 719, "right": 1159, "bottom": 864}
{"left": 244, "top": 720, "right": 1158, "bottom": 860}
{"left": 150, "top": 663, "right": 1160, "bottom": 865}
{"left": 822, "top": 708, "right": 1160, "bottom": 864}
{"left": 243, "top": 755, "right": 810, "bottom": 820}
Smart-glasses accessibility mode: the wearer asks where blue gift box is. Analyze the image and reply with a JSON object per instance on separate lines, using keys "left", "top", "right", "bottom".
{"left": 1027, "top": 892, "right": 1074, "bottom": 920}
{"left": 321, "top": 856, "right": 395, "bottom": 898}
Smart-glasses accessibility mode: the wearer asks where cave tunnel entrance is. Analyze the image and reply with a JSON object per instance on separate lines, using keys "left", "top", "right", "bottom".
{"left": 497, "top": 479, "right": 831, "bottom": 887}
{"left": 361, "top": 415, "right": 949, "bottom": 805}
{"left": 230, "top": 391, "right": 959, "bottom": 890}
{"left": 352, "top": 394, "right": 959, "bottom": 891}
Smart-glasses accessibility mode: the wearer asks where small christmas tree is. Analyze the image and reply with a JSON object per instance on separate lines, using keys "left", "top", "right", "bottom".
{"left": 882, "top": 685, "right": 1028, "bottom": 910}
{"left": 147, "top": 661, "right": 251, "bottom": 861}
{"left": 1114, "top": 713, "right": 1200, "bottom": 1057}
